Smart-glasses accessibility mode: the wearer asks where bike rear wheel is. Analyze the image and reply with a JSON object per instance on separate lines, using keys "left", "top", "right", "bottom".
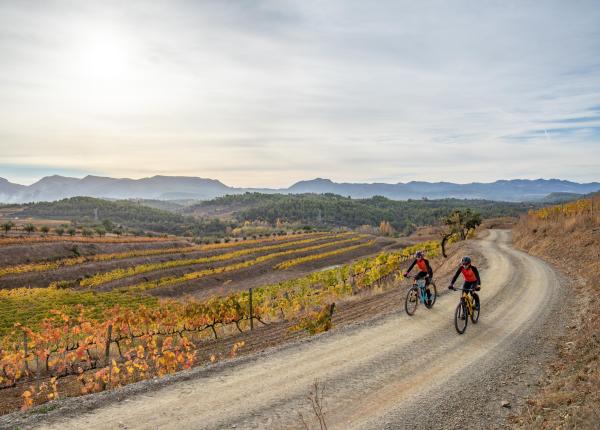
{"left": 405, "top": 288, "right": 418, "bottom": 316}
{"left": 471, "top": 293, "right": 480, "bottom": 323}
{"left": 454, "top": 299, "right": 468, "bottom": 334}
{"left": 424, "top": 281, "right": 437, "bottom": 309}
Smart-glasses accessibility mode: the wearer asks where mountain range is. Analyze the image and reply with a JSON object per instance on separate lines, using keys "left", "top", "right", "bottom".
{"left": 0, "top": 175, "right": 599, "bottom": 203}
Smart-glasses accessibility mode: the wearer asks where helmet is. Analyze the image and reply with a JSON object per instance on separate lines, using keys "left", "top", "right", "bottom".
{"left": 415, "top": 251, "right": 424, "bottom": 259}
{"left": 461, "top": 256, "right": 472, "bottom": 265}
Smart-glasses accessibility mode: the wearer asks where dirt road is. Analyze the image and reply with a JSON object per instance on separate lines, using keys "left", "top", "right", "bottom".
{"left": 29, "top": 230, "right": 564, "bottom": 429}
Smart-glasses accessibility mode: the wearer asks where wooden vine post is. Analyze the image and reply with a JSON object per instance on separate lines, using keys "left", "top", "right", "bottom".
{"left": 249, "top": 288, "right": 254, "bottom": 331}
{"left": 104, "top": 324, "right": 113, "bottom": 366}
{"left": 22, "top": 330, "right": 30, "bottom": 374}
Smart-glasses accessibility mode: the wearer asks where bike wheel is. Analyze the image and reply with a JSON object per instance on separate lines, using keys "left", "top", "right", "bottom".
{"left": 405, "top": 288, "right": 418, "bottom": 316}
{"left": 454, "top": 300, "right": 468, "bottom": 334}
{"left": 424, "top": 281, "right": 437, "bottom": 309}
{"left": 471, "top": 293, "right": 480, "bottom": 323}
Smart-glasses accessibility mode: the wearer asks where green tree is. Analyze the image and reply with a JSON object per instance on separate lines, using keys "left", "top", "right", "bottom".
{"left": 102, "top": 219, "right": 114, "bottom": 232}
{"left": 440, "top": 209, "right": 482, "bottom": 257}
{"left": 23, "top": 223, "right": 36, "bottom": 235}
{"left": 40, "top": 225, "right": 50, "bottom": 235}
{"left": 94, "top": 226, "right": 106, "bottom": 237}
{"left": 67, "top": 227, "right": 77, "bottom": 236}
{"left": 55, "top": 227, "right": 65, "bottom": 236}
{"left": 82, "top": 228, "right": 94, "bottom": 237}
{"left": 1, "top": 221, "right": 14, "bottom": 235}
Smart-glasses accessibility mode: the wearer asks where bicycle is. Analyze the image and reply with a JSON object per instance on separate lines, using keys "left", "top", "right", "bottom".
{"left": 450, "top": 287, "right": 480, "bottom": 334}
{"left": 404, "top": 276, "right": 437, "bottom": 316}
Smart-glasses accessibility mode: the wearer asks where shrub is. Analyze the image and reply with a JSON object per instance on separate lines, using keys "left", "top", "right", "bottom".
{"left": 23, "top": 224, "right": 36, "bottom": 235}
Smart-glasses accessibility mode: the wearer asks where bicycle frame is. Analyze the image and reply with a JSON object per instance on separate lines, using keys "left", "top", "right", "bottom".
{"left": 414, "top": 279, "right": 428, "bottom": 304}
{"left": 463, "top": 292, "right": 473, "bottom": 316}
{"left": 452, "top": 287, "right": 475, "bottom": 315}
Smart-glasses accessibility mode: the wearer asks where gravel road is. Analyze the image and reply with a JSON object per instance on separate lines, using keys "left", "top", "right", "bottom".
{"left": 23, "top": 230, "right": 565, "bottom": 429}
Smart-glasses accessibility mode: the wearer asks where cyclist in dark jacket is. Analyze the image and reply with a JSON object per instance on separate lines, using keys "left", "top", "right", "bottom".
{"left": 404, "top": 251, "right": 433, "bottom": 285}
{"left": 404, "top": 251, "right": 434, "bottom": 303}
{"left": 448, "top": 256, "right": 481, "bottom": 293}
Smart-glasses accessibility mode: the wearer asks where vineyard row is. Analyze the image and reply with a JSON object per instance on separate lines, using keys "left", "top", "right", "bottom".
{"left": 0, "top": 232, "right": 324, "bottom": 278}
{"left": 127, "top": 235, "right": 367, "bottom": 292}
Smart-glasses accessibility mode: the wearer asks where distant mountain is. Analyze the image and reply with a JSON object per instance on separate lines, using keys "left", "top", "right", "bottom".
{"left": 0, "top": 177, "right": 27, "bottom": 201}
{"left": 0, "top": 175, "right": 598, "bottom": 203}
{"left": 287, "top": 178, "right": 600, "bottom": 201}
{"left": 1, "top": 175, "right": 232, "bottom": 203}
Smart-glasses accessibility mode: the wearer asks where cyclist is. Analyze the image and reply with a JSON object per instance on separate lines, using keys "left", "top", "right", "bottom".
{"left": 448, "top": 256, "right": 481, "bottom": 315}
{"left": 404, "top": 251, "right": 434, "bottom": 303}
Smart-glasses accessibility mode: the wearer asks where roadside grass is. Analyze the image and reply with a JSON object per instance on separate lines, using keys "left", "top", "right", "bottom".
{"left": 511, "top": 203, "right": 599, "bottom": 429}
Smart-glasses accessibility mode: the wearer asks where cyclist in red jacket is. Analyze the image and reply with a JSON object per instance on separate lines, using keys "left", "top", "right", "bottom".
{"left": 448, "top": 256, "right": 481, "bottom": 293}
{"left": 404, "top": 251, "right": 434, "bottom": 303}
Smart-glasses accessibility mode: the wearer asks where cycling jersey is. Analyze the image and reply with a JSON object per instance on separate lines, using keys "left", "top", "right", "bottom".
{"left": 451, "top": 264, "right": 480, "bottom": 285}
{"left": 406, "top": 258, "right": 433, "bottom": 277}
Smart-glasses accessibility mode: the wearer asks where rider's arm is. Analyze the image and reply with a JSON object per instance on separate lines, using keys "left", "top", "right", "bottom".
{"left": 472, "top": 266, "right": 481, "bottom": 285}
{"left": 424, "top": 259, "right": 433, "bottom": 277}
{"left": 450, "top": 266, "right": 461, "bottom": 285}
{"left": 405, "top": 259, "right": 417, "bottom": 274}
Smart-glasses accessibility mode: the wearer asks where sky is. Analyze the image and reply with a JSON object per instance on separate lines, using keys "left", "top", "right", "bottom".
{"left": 1, "top": 0, "right": 599, "bottom": 187}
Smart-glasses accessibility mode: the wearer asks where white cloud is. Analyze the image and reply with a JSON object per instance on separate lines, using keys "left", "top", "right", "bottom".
{"left": 0, "top": 0, "right": 599, "bottom": 186}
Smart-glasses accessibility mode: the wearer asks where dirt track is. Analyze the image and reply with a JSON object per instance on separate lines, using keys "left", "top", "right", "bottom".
{"left": 20, "top": 230, "right": 565, "bottom": 429}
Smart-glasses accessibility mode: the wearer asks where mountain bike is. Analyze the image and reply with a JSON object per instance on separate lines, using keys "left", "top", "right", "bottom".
{"left": 405, "top": 276, "right": 437, "bottom": 316}
{"left": 451, "top": 287, "right": 480, "bottom": 334}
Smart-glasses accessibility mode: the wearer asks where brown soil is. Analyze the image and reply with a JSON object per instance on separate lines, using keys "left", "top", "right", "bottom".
{"left": 510, "top": 211, "right": 600, "bottom": 429}
{"left": 92, "top": 234, "right": 342, "bottom": 292}
{"left": 0, "top": 239, "right": 191, "bottom": 268}
{"left": 0, "top": 234, "right": 330, "bottom": 290}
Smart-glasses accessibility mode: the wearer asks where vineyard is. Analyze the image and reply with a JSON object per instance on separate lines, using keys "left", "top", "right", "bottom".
{"left": 0, "top": 234, "right": 442, "bottom": 412}
{"left": 0, "top": 231, "right": 389, "bottom": 334}
{"left": 528, "top": 195, "right": 599, "bottom": 220}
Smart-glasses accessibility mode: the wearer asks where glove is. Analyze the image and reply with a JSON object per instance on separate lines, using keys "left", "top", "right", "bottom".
{"left": 474, "top": 286, "right": 481, "bottom": 291}
{"left": 448, "top": 284, "right": 455, "bottom": 290}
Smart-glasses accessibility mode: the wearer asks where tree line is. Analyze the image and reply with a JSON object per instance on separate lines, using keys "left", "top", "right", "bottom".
{"left": 191, "top": 193, "right": 533, "bottom": 234}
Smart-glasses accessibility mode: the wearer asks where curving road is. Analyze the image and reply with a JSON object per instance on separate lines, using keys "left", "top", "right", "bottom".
{"left": 32, "top": 230, "right": 564, "bottom": 429}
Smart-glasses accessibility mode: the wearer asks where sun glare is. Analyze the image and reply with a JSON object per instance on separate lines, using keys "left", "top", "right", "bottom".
{"left": 61, "top": 24, "right": 145, "bottom": 112}
{"left": 77, "top": 33, "right": 129, "bottom": 81}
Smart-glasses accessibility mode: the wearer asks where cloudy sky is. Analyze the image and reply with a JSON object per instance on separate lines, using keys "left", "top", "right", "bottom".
{"left": 1, "top": 0, "right": 599, "bottom": 186}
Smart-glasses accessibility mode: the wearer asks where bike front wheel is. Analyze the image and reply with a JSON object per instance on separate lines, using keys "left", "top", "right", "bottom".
{"left": 405, "top": 288, "right": 418, "bottom": 316}
{"left": 424, "top": 281, "right": 437, "bottom": 309}
{"left": 454, "top": 299, "right": 468, "bottom": 334}
{"left": 471, "top": 293, "right": 480, "bottom": 323}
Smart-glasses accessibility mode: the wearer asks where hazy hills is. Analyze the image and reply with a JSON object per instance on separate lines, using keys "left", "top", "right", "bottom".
{"left": 0, "top": 175, "right": 598, "bottom": 203}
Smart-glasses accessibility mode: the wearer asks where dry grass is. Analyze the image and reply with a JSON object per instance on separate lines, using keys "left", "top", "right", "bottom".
{"left": 510, "top": 206, "right": 600, "bottom": 429}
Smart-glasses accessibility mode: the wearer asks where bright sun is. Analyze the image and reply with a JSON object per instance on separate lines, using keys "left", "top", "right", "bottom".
{"left": 75, "top": 31, "right": 131, "bottom": 82}
{"left": 62, "top": 24, "right": 144, "bottom": 111}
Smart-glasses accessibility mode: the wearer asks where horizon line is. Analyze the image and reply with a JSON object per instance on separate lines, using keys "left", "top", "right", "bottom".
{"left": 2, "top": 173, "right": 600, "bottom": 189}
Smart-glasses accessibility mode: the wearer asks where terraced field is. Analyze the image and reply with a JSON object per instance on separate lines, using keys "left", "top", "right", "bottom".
{"left": 0, "top": 232, "right": 394, "bottom": 333}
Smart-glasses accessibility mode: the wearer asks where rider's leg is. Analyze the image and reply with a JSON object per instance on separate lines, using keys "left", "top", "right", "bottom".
{"left": 416, "top": 272, "right": 432, "bottom": 303}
